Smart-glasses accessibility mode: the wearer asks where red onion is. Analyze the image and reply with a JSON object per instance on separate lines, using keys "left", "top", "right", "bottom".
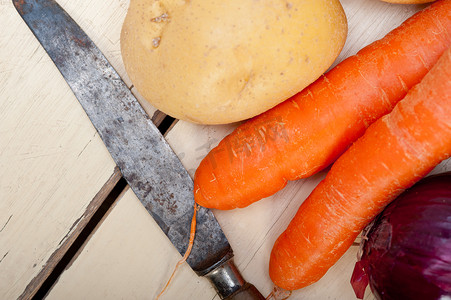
{"left": 351, "top": 172, "right": 451, "bottom": 300}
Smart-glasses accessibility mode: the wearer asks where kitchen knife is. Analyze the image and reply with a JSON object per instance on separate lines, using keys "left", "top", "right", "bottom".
{"left": 12, "top": 0, "right": 264, "bottom": 299}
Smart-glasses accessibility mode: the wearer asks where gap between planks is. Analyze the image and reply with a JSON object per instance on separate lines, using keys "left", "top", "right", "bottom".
{"left": 18, "top": 168, "right": 123, "bottom": 299}
{"left": 21, "top": 113, "right": 178, "bottom": 299}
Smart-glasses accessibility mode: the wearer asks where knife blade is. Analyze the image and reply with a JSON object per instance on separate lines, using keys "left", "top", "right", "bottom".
{"left": 13, "top": 0, "right": 264, "bottom": 299}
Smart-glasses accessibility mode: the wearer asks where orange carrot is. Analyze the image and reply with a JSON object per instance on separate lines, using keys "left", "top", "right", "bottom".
{"left": 269, "top": 46, "right": 451, "bottom": 291}
{"left": 193, "top": 0, "right": 451, "bottom": 210}
{"left": 156, "top": 203, "right": 199, "bottom": 299}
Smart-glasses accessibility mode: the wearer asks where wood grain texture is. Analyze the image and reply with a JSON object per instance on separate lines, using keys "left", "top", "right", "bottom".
{"left": 0, "top": 0, "right": 155, "bottom": 298}
{"left": 18, "top": 0, "right": 451, "bottom": 300}
{"left": 19, "top": 169, "right": 122, "bottom": 299}
{"left": 46, "top": 187, "right": 218, "bottom": 300}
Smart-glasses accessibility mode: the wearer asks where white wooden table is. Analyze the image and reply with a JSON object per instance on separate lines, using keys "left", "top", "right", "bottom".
{"left": 1, "top": 0, "right": 449, "bottom": 299}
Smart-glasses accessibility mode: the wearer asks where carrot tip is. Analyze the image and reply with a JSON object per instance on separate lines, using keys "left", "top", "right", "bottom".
{"left": 155, "top": 202, "right": 199, "bottom": 300}
{"left": 265, "top": 285, "right": 292, "bottom": 300}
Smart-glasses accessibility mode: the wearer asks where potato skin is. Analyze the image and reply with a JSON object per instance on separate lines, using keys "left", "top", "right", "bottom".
{"left": 121, "top": 0, "right": 347, "bottom": 124}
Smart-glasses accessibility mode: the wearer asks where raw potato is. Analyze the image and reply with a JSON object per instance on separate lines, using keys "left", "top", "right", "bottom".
{"left": 121, "top": 0, "right": 347, "bottom": 124}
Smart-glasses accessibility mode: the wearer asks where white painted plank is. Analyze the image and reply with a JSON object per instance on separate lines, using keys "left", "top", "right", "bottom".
{"left": 46, "top": 1, "right": 448, "bottom": 300}
{"left": 47, "top": 187, "right": 217, "bottom": 300}
{"left": 0, "top": 0, "right": 155, "bottom": 298}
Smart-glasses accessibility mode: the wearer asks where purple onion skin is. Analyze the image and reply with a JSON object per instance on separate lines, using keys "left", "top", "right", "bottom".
{"left": 360, "top": 172, "right": 451, "bottom": 300}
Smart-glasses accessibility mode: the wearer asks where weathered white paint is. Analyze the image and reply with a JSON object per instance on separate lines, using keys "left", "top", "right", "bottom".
{"left": 3, "top": 0, "right": 448, "bottom": 299}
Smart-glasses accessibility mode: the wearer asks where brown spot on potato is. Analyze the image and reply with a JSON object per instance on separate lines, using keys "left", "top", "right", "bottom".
{"left": 121, "top": 0, "right": 347, "bottom": 124}
{"left": 151, "top": 13, "right": 170, "bottom": 23}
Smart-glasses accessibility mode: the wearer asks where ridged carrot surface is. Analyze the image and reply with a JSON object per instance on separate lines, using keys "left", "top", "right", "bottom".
{"left": 269, "top": 46, "right": 451, "bottom": 291}
{"left": 193, "top": 0, "right": 451, "bottom": 210}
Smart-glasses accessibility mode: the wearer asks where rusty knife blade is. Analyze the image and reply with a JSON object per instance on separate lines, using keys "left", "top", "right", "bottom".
{"left": 12, "top": 0, "right": 232, "bottom": 275}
